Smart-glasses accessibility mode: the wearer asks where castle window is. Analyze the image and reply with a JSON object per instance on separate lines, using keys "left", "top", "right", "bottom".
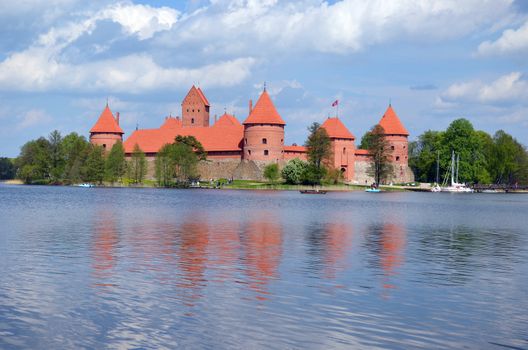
{"left": 343, "top": 147, "right": 346, "bottom": 154}
{"left": 264, "top": 150, "right": 269, "bottom": 156}
{"left": 103, "top": 144, "right": 106, "bottom": 149}
{"left": 391, "top": 145, "right": 395, "bottom": 150}
{"left": 245, "top": 138, "right": 247, "bottom": 145}
{"left": 198, "top": 109, "right": 200, "bottom": 113}
{"left": 262, "top": 138, "right": 267, "bottom": 144}
{"left": 191, "top": 118, "right": 195, "bottom": 124}
{"left": 248, "top": 150, "right": 251, "bottom": 155}
{"left": 396, "top": 156, "right": 400, "bottom": 161}
{"left": 192, "top": 109, "right": 195, "bottom": 112}
{"left": 403, "top": 145, "right": 406, "bottom": 149}
{"left": 187, "top": 109, "right": 189, "bottom": 112}
{"left": 281, "top": 139, "right": 283, "bottom": 144}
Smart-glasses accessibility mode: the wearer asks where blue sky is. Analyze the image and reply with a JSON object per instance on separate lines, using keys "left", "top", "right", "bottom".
{"left": 1, "top": 0, "right": 527, "bottom": 157}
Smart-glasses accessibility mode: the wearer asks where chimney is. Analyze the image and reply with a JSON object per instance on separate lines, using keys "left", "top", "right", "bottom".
{"left": 249, "top": 99, "right": 253, "bottom": 115}
{"left": 116, "top": 112, "right": 120, "bottom": 125}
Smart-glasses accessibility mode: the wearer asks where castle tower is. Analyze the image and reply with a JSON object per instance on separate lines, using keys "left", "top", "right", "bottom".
{"left": 182, "top": 85, "right": 210, "bottom": 127}
{"left": 377, "top": 104, "right": 412, "bottom": 182}
{"left": 89, "top": 104, "right": 124, "bottom": 151}
{"left": 321, "top": 117, "right": 356, "bottom": 182}
{"left": 242, "top": 89, "right": 285, "bottom": 162}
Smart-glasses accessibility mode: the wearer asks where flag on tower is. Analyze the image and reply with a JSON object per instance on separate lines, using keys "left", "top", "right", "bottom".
{"left": 331, "top": 100, "right": 339, "bottom": 107}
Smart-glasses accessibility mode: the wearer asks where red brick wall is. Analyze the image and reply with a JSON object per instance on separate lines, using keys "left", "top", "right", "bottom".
{"left": 243, "top": 124, "right": 285, "bottom": 162}
{"left": 327, "top": 138, "right": 355, "bottom": 181}
{"left": 90, "top": 133, "right": 122, "bottom": 152}
{"left": 182, "top": 89, "right": 210, "bottom": 127}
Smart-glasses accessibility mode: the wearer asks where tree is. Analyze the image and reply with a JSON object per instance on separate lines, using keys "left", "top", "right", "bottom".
{"left": 175, "top": 135, "right": 207, "bottom": 160}
{"left": 48, "top": 130, "right": 64, "bottom": 183}
{"left": 128, "top": 144, "right": 148, "bottom": 184}
{"left": 0, "top": 158, "right": 16, "bottom": 180}
{"left": 366, "top": 125, "right": 393, "bottom": 184}
{"left": 304, "top": 122, "right": 331, "bottom": 185}
{"left": 281, "top": 158, "right": 308, "bottom": 184}
{"left": 324, "top": 167, "right": 343, "bottom": 185}
{"left": 408, "top": 130, "right": 443, "bottom": 183}
{"left": 105, "top": 141, "right": 126, "bottom": 183}
{"left": 171, "top": 142, "right": 199, "bottom": 182}
{"left": 16, "top": 137, "right": 52, "bottom": 183}
{"left": 155, "top": 144, "right": 175, "bottom": 187}
{"left": 263, "top": 163, "right": 280, "bottom": 184}
{"left": 489, "top": 130, "right": 528, "bottom": 185}
{"left": 83, "top": 145, "right": 105, "bottom": 184}
{"left": 359, "top": 129, "right": 374, "bottom": 150}
{"left": 61, "top": 133, "right": 90, "bottom": 184}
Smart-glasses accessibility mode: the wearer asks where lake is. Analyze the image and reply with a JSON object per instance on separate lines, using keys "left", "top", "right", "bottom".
{"left": 0, "top": 184, "right": 527, "bottom": 349}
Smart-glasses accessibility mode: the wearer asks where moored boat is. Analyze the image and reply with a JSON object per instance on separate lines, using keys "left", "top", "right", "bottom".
{"left": 300, "top": 189, "right": 327, "bottom": 194}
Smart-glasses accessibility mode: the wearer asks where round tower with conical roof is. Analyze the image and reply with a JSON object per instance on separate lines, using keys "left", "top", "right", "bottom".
{"left": 242, "top": 89, "right": 285, "bottom": 162}
{"left": 89, "top": 104, "right": 124, "bottom": 151}
{"left": 377, "top": 104, "right": 413, "bottom": 182}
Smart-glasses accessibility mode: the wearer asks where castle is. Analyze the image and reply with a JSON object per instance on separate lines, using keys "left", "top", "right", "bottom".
{"left": 89, "top": 86, "right": 413, "bottom": 183}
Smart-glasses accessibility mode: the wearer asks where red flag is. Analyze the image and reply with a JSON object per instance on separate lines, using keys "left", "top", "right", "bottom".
{"left": 332, "top": 100, "right": 339, "bottom": 107}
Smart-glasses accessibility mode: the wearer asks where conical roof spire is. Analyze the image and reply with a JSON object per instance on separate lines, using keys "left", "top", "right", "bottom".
{"left": 378, "top": 105, "right": 409, "bottom": 136}
{"left": 321, "top": 117, "right": 355, "bottom": 140}
{"left": 243, "top": 90, "right": 285, "bottom": 125}
{"left": 90, "top": 104, "right": 124, "bottom": 134}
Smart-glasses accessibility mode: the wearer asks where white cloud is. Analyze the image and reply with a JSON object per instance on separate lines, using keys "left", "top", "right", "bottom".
{"left": 478, "top": 20, "right": 528, "bottom": 56}
{"left": 163, "top": 0, "right": 513, "bottom": 55}
{"left": 16, "top": 109, "right": 52, "bottom": 130}
{"left": 439, "top": 72, "right": 528, "bottom": 105}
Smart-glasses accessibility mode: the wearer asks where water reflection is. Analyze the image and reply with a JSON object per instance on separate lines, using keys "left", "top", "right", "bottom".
{"left": 241, "top": 214, "right": 282, "bottom": 300}
{"left": 91, "top": 211, "right": 119, "bottom": 287}
{"left": 305, "top": 221, "right": 353, "bottom": 280}
{"left": 364, "top": 221, "right": 407, "bottom": 292}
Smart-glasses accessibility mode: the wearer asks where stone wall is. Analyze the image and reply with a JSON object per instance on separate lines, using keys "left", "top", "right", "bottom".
{"left": 353, "top": 160, "right": 375, "bottom": 185}
{"left": 197, "top": 159, "right": 241, "bottom": 180}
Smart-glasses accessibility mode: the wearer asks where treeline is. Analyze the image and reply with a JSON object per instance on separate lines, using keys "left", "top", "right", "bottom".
{"left": 409, "top": 118, "right": 528, "bottom": 185}
{"left": 13, "top": 130, "right": 148, "bottom": 185}
{"left": 0, "top": 157, "right": 16, "bottom": 180}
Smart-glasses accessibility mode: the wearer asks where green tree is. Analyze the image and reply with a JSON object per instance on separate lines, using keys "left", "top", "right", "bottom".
{"left": 16, "top": 137, "right": 52, "bottom": 183}
{"left": 105, "top": 141, "right": 126, "bottom": 183}
{"left": 48, "top": 130, "right": 65, "bottom": 183}
{"left": 175, "top": 135, "right": 207, "bottom": 160}
{"left": 0, "top": 158, "right": 16, "bottom": 180}
{"left": 367, "top": 125, "right": 393, "bottom": 185}
{"left": 359, "top": 129, "right": 374, "bottom": 150}
{"left": 155, "top": 143, "right": 175, "bottom": 187}
{"left": 61, "top": 133, "right": 90, "bottom": 184}
{"left": 171, "top": 142, "right": 199, "bottom": 182}
{"left": 489, "top": 130, "right": 528, "bottom": 185}
{"left": 281, "top": 158, "right": 308, "bottom": 184}
{"left": 408, "top": 130, "right": 443, "bottom": 182}
{"left": 83, "top": 145, "right": 105, "bottom": 184}
{"left": 263, "top": 163, "right": 280, "bottom": 184}
{"left": 304, "top": 122, "right": 331, "bottom": 185}
{"left": 128, "top": 144, "right": 148, "bottom": 184}
{"left": 324, "top": 167, "right": 343, "bottom": 185}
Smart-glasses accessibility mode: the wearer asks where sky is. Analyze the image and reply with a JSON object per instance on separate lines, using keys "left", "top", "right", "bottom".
{"left": 0, "top": 0, "right": 527, "bottom": 157}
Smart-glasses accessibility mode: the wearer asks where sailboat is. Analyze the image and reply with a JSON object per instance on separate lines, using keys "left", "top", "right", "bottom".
{"left": 431, "top": 151, "right": 441, "bottom": 192}
{"left": 441, "top": 151, "right": 474, "bottom": 193}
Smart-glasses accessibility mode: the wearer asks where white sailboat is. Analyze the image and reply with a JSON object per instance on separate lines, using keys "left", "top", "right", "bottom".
{"left": 431, "top": 151, "right": 442, "bottom": 192}
{"left": 441, "top": 151, "right": 474, "bottom": 193}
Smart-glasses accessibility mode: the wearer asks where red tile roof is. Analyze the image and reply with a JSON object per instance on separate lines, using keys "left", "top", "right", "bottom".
{"left": 321, "top": 117, "right": 355, "bottom": 140}
{"left": 284, "top": 145, "right": 306, "bottom": 152}
{"left": 355, "top": 149, "right": 370, "bottom": 155}
{"left": 243, "top": 90, "right": 285, "bottom": 125}
{"left": 90, "top": 105, "right": 124, "bottom": 134}
{"left": 123, "top": 124, "right": 243, "bottom": 154}
{"left": 378, "top": 105, "right": 409, "bottom": 136}
{"left": 160, "top": 116, "right": 182, "bottom": 129}
{"left": 214, "top": 113, "right": 242, "bottom": 128}
{"left": 197, "top": 87, "right": 210, "bottom": 106}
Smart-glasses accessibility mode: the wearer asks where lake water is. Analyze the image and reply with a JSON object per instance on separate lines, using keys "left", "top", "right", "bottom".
{"left": 0, "top": 184, "right": 527, "bottom": 349}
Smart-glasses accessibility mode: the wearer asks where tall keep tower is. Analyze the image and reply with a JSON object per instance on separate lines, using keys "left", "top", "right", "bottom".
{"left": 89, "top": 104, "right": 124, "bottom": 151}
{"left": 182, "top": 85, "right": 210, "bottom": 127}
{"left": 242, "top": 89, "right": 285, "bottom": 162}
{"left": 377, "top": 104, "right": 412, "bottom": 182}
{"left": 321, "top": 117, "right": 356, "bottom": 182}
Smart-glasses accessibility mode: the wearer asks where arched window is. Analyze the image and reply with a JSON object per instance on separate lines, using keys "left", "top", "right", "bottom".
{"left": 191, "top": 118, "right": 195, "bottom": 124}
{"left": 103, "top": 144, "right": 106, "bottom": 149}
{"left": 343, "top": 147, "right": 346, "bottom": 154}
{"left": 264, "top": 150, "right": 269, "bottom": 156}
{"left": 248, "top": 150, "right": 251, "bottom": 155}
{"left": 262, "top": 138, "right": 267, "bottom": 144}
{"left": 391, "top": 145, "right": 395, "bottom": 150}
{"left": 396, "top": 156, "right": 400, "bottom": 161}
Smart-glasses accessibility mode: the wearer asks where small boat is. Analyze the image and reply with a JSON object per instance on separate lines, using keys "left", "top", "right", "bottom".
{"left": 440, "top": 151, "right": 474, "bottom": 193}
{"left": 300, "top": 189, "right": 327, "bottom": 194}
{"left": 431, "top": 183, "right": 441, "bottom": 192}
{"left": 76, "top": 183, "right": 94, "bottom": 188}
{"left": 365, "top": 188, "right": 381, "bottom": 193}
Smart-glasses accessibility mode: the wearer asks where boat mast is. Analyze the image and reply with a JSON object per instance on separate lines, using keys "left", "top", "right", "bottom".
{"left": 436, "top": 151, "right": 440, "bottom": 184}
{"left": 451, "top": 150, "right": 455, "bottom": 186}
{"left": 456, "top": 153, "right": 459, "bottom": 183}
